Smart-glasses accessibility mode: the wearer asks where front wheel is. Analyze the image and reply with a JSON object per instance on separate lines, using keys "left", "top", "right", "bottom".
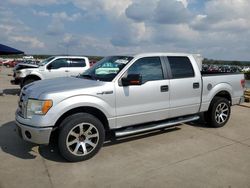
{"left": 58, "top": 113, "right": 105, "bottom": 162}
{"left": 205, "top": 97, "right": 231, "bottom": 128}
{"left": 21, "top": 78, "right": 36, "bottom": 88}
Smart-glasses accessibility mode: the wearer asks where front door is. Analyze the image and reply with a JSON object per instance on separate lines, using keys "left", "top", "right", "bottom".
{"left": 43, "top": 58, "right": 70, "bottom": 79}
{"left": 115, "top": 56, "right": 170, "bottom": 128}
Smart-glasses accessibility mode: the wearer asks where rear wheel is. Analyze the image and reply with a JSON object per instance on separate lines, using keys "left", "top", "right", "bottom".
{"left": 205, "top": 97, "right": 231, "bottom": 128}
{"left": 58, "top": 113, "right": 105, "bottom": 162}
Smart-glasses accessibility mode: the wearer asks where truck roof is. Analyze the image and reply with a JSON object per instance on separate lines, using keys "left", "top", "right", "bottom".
{"left": 53, "top": 56, "right": 89, "bottom": 59}
{"left": 131, "top": 52, "right": 203, "bottom": 71}
{"left": 132, "top": 52, "right": 201, "bottom": 58}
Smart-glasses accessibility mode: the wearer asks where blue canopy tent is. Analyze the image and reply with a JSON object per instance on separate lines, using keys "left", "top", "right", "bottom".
{"left": 0, "top": 43, "right": 24, "bottom": 55}
{"left": 0, "top": 44, "right": 24, "bottom": 95}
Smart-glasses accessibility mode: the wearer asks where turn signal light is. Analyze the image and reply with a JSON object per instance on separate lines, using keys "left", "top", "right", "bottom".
{"left": 42, "top": 100, "right": 53, "bottom": 114}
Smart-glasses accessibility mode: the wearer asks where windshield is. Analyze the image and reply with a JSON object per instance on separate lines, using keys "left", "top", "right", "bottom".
{"left": 38, "top": 56, "right": 55, "bottom": 66}
{"left": 81, "top": 56, "right": 133, "bottom": 82}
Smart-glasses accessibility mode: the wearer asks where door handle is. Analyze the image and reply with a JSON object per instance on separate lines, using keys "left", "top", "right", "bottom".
{"left": 161, "top": 85, "right": 169, "bottom": 92}
{"left": 65, "top": 70, "right": 69, "bottom": 72}
{"left": 193, "top": 82, "right": 200, "bottom": 89}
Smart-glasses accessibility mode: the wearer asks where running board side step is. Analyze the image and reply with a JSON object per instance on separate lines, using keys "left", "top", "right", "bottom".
{"left": 115, "top": 115, "right": 200, "bottom": 137}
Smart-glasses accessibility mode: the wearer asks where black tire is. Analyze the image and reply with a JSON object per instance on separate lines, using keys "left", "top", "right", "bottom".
{"left": 21, "top": 78, "right": 36, "bottom": 88}
{"left": 58, "top": 113, "right": 105, "bottom": 162}
{"left": 205, "top": 97, "right": 231, "bottom": 128}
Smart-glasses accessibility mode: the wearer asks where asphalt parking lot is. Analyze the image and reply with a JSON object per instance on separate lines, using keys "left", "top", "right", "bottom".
{"left": 1, "top": 67, "right": 250, "bottom": 188}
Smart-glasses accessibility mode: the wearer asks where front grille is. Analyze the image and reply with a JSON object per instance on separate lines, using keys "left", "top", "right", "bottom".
{"left": 18, "top": 91, "right": 27, "bottom": 118}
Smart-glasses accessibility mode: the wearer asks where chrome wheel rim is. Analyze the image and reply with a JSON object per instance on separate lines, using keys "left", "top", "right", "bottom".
{"left": 66, "top": 123, "right": 99, "bottom": 156}
{"left": 215, "top": 102, "right": 229, "bottom": 124}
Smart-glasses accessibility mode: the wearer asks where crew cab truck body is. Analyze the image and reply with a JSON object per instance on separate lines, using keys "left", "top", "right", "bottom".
{"left": 15, "top": 53, "right": 245, "bottom": 162}
{"left": 12, "top": 56, "right": 90, "bottom": 87}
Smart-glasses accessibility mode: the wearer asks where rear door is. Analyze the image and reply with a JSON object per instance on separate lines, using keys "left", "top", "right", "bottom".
{"left": 115, "top": 56, "right": 170, "bottom": 128}
{"left": 164, "top": 56, "right": 202, "bottom": 118}
{"left": 68, "top": 58, "right": 88, "bottom": 76}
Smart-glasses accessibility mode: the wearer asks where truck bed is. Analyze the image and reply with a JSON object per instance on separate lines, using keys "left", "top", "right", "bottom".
{"left": 201, "top": 71, "right": 242, "bottom": 77}
{"left": 200, "top": 72, "right": 244, "bottom": 112}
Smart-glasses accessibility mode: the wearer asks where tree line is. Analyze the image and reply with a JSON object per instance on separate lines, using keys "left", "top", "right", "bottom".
{"left": 1, "top": 54, "right": 250, "bottom": 66}
{"left": 203, "top": 58, "right": 250, "bottom": 66}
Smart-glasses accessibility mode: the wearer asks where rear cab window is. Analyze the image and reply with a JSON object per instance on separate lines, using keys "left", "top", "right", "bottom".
{"left": 69, "top": 58, "right": 86, "bottom": 67}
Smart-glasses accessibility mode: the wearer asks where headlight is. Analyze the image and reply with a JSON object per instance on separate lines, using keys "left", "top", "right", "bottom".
{"left": 15, "top": 71, "right": 22, "bottom": 78}
{"left": 26, "top": 99, "right": 53, "bottom": 119}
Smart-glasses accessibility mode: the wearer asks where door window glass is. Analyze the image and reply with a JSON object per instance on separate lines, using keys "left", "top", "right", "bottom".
{"left": 48, "top": 58, "right": 69, "bottom": 69}
{"left": 127, "top": 57, "right": 164, "bottom": 83}
{"left": 69, "top": 59, "right": 86, "bottom": 67}
{"left": 167, "top": 56, "right": 194, "bottom": 78}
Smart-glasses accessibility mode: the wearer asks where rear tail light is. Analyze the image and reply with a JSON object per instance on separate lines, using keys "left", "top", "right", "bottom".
{"left": 241, "top": 79, "right": 245, "bottom": 89}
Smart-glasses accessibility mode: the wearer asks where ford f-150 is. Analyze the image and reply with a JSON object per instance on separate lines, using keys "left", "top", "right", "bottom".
{"left": 15, "top": 53, "right": 245, "bottom": 161}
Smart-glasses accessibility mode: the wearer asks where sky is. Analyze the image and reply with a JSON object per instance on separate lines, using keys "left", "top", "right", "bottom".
{"left": 0, "top": 0, "right": 250, "bottom": 61}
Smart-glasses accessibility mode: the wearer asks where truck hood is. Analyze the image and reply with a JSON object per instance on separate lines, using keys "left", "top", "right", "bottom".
{"left": 23, "top": 77, "right": 110, "bottom": 100}
{"left": 14, "top": 63, "right": 38, "bottom": 71}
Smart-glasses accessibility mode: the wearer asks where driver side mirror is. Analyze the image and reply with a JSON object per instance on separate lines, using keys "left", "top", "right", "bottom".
{"left": 121, "top": 74, "right": 142, "bottom": 86}
{"left": 47, "top": 64, "right": 53, "bottom": 70}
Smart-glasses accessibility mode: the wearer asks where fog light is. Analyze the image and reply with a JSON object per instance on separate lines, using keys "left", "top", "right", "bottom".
{"left": 25, "top": 131, "right": 31, "bottom": 139}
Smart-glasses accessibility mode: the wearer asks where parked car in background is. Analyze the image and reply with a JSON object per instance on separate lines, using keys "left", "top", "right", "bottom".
{"left": 3, "top": 60, "right": 19, "bottom": 68}
{"left": 11, "top": 56, "right": 90, "bottom": 87}
{"left": 15, "top": 53, "right": 245, "bottom": 162}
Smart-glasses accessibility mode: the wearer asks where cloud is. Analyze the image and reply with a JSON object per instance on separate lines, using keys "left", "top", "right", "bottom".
{"left": 52, "top": 12, "right": 81, "bottom": 21}
{"left": 32, "top": 10, "right": 50, "bottom": 17}
{"left": 71, "top": 0, "right": 132, "bottom": 19}
{"left": 152, "top": 24, "right": 200, "bottom": 44}
{"left": 154, "top": 0, "right": 192, "bottom": 24}
{"left": 49, "top": 32, "right": 149, "bottom": 56}
{"left": 192, "top": 0, "right": 250, "bottom": 31}
{"left": 125, "top": 1, "right": 155, "bottom": 22}
{"left": 0, "top": 24, "right": 15, "bottom": 34}
{"left": 176, "top": 0, "right": 188, "bottom": 8}
{"left": 2, "top": 0, "right": 250, "bottom": 60}
{"left": 7, "top": 0, "right": 59, "bottom": 6}
{"left": 10, "top": 36, "right": 44, "bottom": 48}
{"left": 46, "top": 19, "right": 65, "bottom": 35}
{"left": 60, "top": 33, "right": 80, "bottom": 47}
{"left": 123, "top": 0, "right": 250, "bottom": 60}
{"left": 204, "top": 0, "right": 250, "bottom": 22}
{"left": 46, "top": 11, "right": 81, "bottom": 35}
{"left": 125, "top": 0, "right": 192, "bottom": 24}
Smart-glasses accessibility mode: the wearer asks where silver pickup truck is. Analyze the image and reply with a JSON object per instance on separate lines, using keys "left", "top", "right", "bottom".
{"left": 15, "top": 53, "right": 245, "bottom": 162}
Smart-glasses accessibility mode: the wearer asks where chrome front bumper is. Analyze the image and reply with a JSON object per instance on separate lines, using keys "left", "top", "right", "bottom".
{"left": 16, "top": 120, "right": 53, "bottom": 145}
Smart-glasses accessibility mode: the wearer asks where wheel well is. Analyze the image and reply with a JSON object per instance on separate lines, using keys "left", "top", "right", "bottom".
{"left": 55, "top": 107, "right": 110, "bottom": 131}
{"left": 213, "top": 91, "right": 232, "bottom": 104}
{"left": 24, "top": 75, "right": 41, "bottom": 82}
